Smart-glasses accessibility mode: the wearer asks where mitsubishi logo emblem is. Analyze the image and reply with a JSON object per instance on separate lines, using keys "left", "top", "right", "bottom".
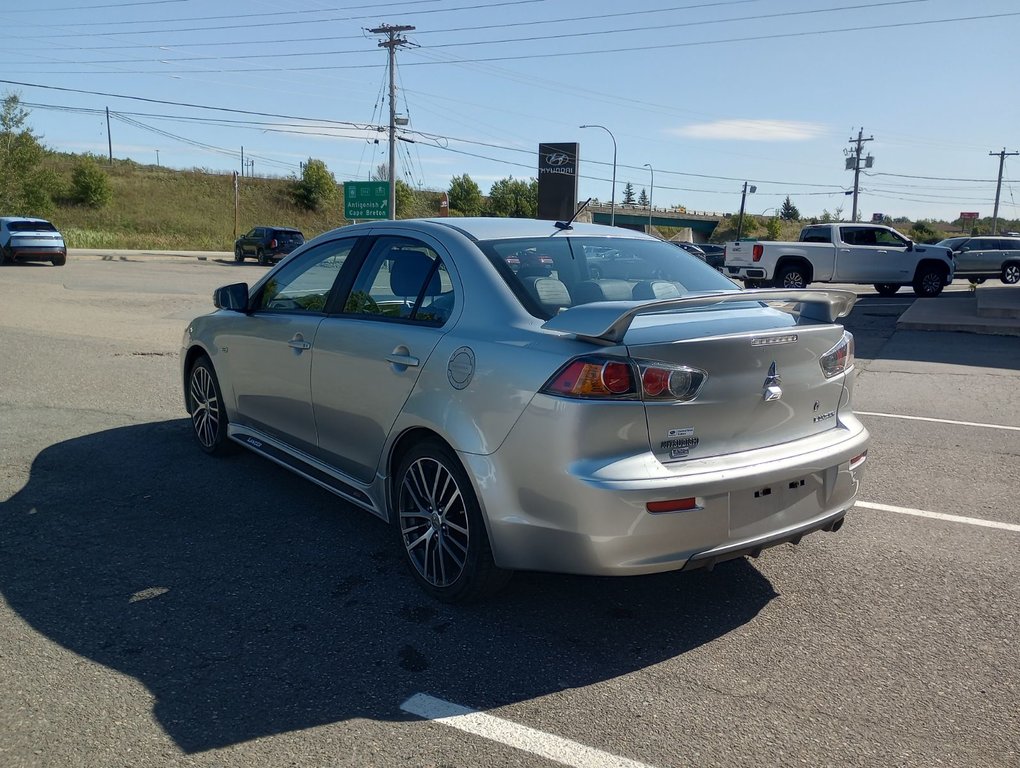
{"left": 762, "top": 361, "right": 783, "bottom": 402}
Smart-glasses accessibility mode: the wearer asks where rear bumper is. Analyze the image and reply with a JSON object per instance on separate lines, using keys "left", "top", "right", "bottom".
{"left": 462, "top": 406, "right": 869, "bottom": 576}
{"left": 8, "top": 246, "right": 66, "bottom": 262}
{"left": 727, "top": 265, "right": 768, "bottom": 279}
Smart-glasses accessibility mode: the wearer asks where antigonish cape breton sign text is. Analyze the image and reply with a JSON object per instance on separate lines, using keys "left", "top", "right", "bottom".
{"left": 344, "top": 181, "right": 390, "bottom": 219}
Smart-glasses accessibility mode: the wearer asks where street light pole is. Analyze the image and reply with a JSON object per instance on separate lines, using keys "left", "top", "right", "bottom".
{"left": 736, "top": 181, "right": 756, "bottom": 240}
{"left": 643, "top": 163, "right": 654, "bottom": 232}
{"left": 580, "top": 124, "right": 617, "bottom": 226}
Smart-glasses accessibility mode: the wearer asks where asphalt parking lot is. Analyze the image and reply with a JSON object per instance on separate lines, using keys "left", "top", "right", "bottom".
{"left": 1, "top": 256, "right": 1018, "bottom": 768}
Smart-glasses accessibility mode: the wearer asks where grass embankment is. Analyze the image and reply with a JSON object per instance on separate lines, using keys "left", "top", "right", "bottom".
{"left": 41, "top": 154, "right": 344, "bottom": 251}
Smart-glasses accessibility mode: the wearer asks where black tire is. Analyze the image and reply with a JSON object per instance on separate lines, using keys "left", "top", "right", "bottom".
{"left": 874, "top": 283, "right": 900, "bottom": 296}
{"left": 912, "top": 264, "right": 946, "bottom": 297}
{"left": 774, "top": 264, "right": 808, "bottom": 289}
{"left": 187, "top": 356, "right": 233, "bottom": 456}
{"left": 51, "top": 253, "right": 66, "bottom": 267}
{"left": 0, "top": 247, "right": 11, "bottom": 265}
{"left": 968, "top": 277, "right": 986, "bottom": 285}
{"left": 1002, "top": 263, "right": 1020, "bottom": 285}
{"left": 234, "top": 246, "right": 245, "bottom": 263}
{"left": 394, "top": 439, "right": 511, "bottom": 603}
{"left": 257, "top": 249, "right": 270, "bottom": 266}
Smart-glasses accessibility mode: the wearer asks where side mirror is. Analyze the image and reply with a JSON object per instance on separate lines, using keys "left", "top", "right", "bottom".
{"left": 214, "top": 283, "right": 250, "bottom": 312}
{"left": 905, "top": 241, "right": 914, "bottom": 252}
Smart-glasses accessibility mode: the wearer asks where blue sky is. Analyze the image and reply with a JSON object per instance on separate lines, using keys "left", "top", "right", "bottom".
{"left": 2, "top": 0, "right": 1019, "bottom": 222}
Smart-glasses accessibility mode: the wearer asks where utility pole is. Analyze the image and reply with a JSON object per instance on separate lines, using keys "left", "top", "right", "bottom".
{"left": 240, "top": 146, "right": 245, "bottom": 178}
{"left": 106, "top": 107, "right": 113, "bottom": 165}
{"left": 233, "top": 171, "right": 239, "bottom": 239}
{"left": 846, "top": 128, "right": 874, "bottom": 222}
{"left": 736, "top": 181, "right": 756, "bottom": 240}
{"left": 989, "top": 148, "right": 1019, "bottom": 234}
{"left": 368, "top": 24, "right": 415, "bottom": 220}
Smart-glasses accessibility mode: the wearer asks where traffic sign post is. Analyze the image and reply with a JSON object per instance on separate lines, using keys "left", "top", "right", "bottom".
{"left": 344, "top": 181, "right": 390, "bottom": 220}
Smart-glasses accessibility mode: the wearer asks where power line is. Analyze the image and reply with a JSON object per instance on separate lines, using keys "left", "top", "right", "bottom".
{"left": 16, "top": 0, "right": 934, "bottom": 64}
{"left": 1, "top": 0, "right": 759, "bottom": 51}
{"left": 12, "top": 0, "right": 551, "bottom": 38}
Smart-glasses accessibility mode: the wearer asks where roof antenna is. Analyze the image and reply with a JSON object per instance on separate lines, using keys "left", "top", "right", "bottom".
{"left": 554, "top": 198, "right": 592, "bottom": 230}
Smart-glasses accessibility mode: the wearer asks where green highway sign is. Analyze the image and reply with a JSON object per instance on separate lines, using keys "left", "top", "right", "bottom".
{"left": 344, "top": 181, "right": 390, "bottom": 220}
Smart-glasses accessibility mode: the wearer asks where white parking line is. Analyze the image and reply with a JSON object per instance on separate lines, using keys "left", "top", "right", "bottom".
{"left": 857, "top": 501, "right": 1020, "bottom": 533}
{"left": 400, "top": 693, "right": 657, "bottom": 768}
{"left": 857, "top": 411, "right": 1020, "bottom": 433}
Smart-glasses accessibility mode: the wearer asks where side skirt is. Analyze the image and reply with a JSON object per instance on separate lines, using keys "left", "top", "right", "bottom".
{"left": 227, "top": 425, "right": 385, "bottom": 519}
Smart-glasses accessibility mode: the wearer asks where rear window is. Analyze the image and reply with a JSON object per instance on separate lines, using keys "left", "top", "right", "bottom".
{"left": 273, "top": 229, "right": 303, "bottom": 241}
{"left": 477, "top": 236, "right": 736, "bottom": 319}
{"left": 8, "top": 220, "right": 57, "bottom": 233}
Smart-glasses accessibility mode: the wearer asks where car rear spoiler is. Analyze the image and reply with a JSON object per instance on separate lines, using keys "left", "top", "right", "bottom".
{"left": 540, "top": 289, "right": 858, "bottom": 343}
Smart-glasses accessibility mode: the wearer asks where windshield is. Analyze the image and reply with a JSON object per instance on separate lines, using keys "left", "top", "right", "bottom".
{"left": 936, "top": 237, "right": 967, "bottom": 249}
{"left": 479, "top": 236, "right": 737, "bottom": 319}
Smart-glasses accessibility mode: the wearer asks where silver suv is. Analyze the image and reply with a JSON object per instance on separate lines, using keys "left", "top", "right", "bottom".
{"left": 937, "top": 236, "right": 1020, "bottom": 285}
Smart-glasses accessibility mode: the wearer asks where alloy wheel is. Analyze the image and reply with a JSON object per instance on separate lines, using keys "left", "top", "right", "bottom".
{"left": 921, "top": 271, "right": 942, "bottom": 295}
{"left": 1003, "top": 264, "right": 1020, "bottom": 284}
{"left": 398, "top": 456, "right": 470, "bottom": 588}
{"left": 190, "top": 364, "right": 221, "bottom": 449}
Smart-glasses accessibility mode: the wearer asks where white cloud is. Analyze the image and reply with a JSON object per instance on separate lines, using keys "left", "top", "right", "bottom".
{"left": 671, "top": 119, "right": 827, "bottom": 142}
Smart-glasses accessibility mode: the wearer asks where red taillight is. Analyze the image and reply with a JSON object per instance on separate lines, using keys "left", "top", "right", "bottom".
{"left": 752, "top": 244, "right": 764, "bottom": 262}
{"left": 542, "top": 357, "right": 707, "bottom": 402}
{"left": 642, "top": 367, "right": 670, "bottom": 397}
{"left": 646, "top": 498, "right": 698, "bottom": 513}
{"left": 849, "top": 450, "right": 867, "bottom": 469}
{"left": 269, "top": 238, "right": 278, "bottom": 249}
{"left": 541, "top": 357, "right": 637, "bottom": 399}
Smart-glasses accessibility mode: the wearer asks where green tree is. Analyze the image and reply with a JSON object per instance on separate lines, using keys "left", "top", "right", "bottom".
{"left": 70, "top": 156, "right": 112, "bottom": 208}
{"left": 622, "top": 182, "right": 636, "bottom": 205}
{"left": 909, "top": 220, "right": 938, "bottom": 243}
{"left": 779, "top": 195, "right": 800, "bottom": 221}
{"left": 0, "top": 93, "right": 53, "bottom": 215}
{"left": 293, "top": 158, "right": 338, "bottom": 212}
{"left": 765, "top": 216, "right": 782, "bottom": 241}
{"left": 447, "top": 174, "right": 482, "bottom": 216}
{"left": 486, "top": 176, "right": 537, "bottom": 218}
{"left": 638, "top": 188, "right": 649, "bottom": 207}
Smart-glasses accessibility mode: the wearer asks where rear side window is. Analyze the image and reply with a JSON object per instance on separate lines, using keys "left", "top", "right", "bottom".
{"left": 344, "top": 237, "right": 454, "bottom": 325}
{"left": 996, "top": 239, "right": 1020, "bottom": 251}
{"left": 478, "top": 236, "right": 735, "bottom": 319}
{"left": 799, "top": 226, "right": 830, "bottom": 243}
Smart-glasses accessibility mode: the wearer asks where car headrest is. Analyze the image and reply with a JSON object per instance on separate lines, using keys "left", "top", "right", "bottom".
{"left": 390, "top": 251, "right": 441, "bottom": 297}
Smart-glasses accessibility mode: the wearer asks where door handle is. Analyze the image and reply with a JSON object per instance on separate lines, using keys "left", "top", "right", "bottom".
{"left": 287, "top": 336, "right": 311, "bottom": 350}
{"left": 386, "top": 353, "right": 420, "bottom": 367}
{"left": 877, "top": 250, "right": 888, "bottom": 254}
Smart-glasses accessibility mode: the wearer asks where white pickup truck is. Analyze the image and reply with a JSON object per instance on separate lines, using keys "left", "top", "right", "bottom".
{"left": 724, "top": 223, "right": 955, "bottom": 297}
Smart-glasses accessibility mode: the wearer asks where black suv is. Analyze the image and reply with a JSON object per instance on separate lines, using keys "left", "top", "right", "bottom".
{"left": 234, "top": 226, "right": 305, "bottom": 265}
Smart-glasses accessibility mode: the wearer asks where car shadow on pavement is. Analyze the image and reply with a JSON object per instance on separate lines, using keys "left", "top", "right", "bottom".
{"left": 0, "top": 420, "right": 777, "bottom": 754}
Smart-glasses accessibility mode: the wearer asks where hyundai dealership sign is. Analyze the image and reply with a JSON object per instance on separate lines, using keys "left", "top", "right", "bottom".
{"left": 537, "top": 142, "right": 579, "bottom": 221}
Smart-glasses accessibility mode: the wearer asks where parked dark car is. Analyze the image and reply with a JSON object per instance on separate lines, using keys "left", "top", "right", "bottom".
{"left": 671, "top": 241, "right": 706, "bottom": 261}
{"left": 697, "top": 243, "right": 727, "bottom": 270}
{"left": 234, "top": 226, "right": 304, "bottom": 265}
{"left": 0, "top": 217, "right": 67, "bottom": 266}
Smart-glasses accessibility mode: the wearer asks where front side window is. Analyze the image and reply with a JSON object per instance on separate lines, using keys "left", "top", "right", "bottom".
{"left": 872, "top": 228, "right": 909, "bottom": 247}
{"left": 255, "top": 238, "right": 356, "bottom": 313}
{"left": 343, "top": 237, "right": 454, "bottom": 325}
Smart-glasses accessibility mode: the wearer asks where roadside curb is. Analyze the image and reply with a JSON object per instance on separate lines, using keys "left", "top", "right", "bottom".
{"left": 897, "top": 285, "right": 1020, "bottom": 336}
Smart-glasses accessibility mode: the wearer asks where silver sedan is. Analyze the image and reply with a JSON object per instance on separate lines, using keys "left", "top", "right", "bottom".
{"left": 182, "top": 218, "right": 869, "bottom": 602}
